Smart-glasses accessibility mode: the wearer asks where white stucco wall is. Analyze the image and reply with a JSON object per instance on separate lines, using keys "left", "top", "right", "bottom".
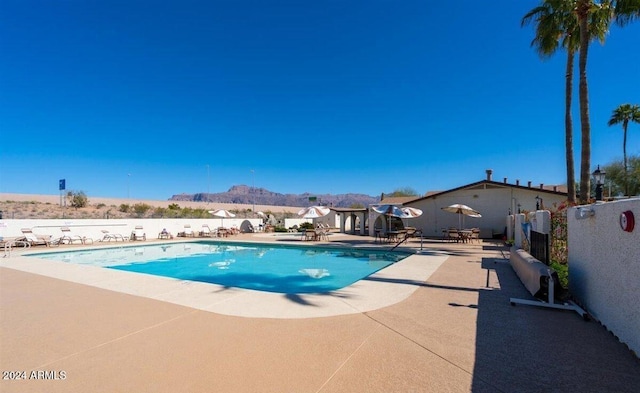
{"left": 0, "top": 218, "right": 263, "bottom": 242}
{"left": 407, "top": 185, "right": 566, "bottom": 238}
{"left": 568, "top": 198, "right": 640, "bottom": 355}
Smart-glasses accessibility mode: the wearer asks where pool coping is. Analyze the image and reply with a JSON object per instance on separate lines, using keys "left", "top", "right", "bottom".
{"left": 2, "top": 238, "right": 449, "bottom": 319}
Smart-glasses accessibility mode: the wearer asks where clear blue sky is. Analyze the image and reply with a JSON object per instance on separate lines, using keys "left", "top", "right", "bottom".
{"left": 1, "top": 1, "right": 639, "bottom": 200}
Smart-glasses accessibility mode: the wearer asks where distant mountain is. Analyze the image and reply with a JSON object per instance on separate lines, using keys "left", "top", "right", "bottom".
{"left": 169, "top": 185, "right": 380, "bottom": 208}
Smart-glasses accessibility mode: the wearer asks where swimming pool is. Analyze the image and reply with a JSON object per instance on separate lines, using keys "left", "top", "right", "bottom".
{"left": 29, "top": 242, "right": 409, "bottom": 294}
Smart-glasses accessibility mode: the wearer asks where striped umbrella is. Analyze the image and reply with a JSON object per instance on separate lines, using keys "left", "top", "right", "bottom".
{"left": 441, "top": 204, "right": 481, "bottom": 229}
{"left": 298, "top": 206, "right": 330, "bottom": 219}
{"left": 372, "top": 204, "right": 409, "bottom": 231}
{"left": 209, "top": 209, "right": 236, "bottom": 227}
{"left": 401, "top": 207, "right": 423, "bottom": 218}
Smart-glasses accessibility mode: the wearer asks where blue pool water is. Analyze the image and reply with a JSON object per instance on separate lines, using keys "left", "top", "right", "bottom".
{"left": 29, "top": 242, "right": 408, "bottom": 294}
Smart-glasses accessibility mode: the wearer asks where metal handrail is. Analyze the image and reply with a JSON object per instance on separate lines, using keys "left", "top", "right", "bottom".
{"left": 3, "top": 240, "right": 31, "bottom": 258}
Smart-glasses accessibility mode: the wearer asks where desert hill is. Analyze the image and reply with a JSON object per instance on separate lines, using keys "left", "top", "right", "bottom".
{"left": 170, "top": 185, "right": 380, "bottom": 208}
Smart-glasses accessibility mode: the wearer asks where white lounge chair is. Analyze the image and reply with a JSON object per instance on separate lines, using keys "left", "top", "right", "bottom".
{"left": 18, "top": 228, "right": 52, "bottom": 247}
{"left": 199, "top": 225, "right": 214, "bottom": 237}
{"left": 130, "top": 226, "right": 146, "bottom": 241}
{"left": 100, "top": 230, "right": 127, "bottom": 242}
{"left": 178, "top": 224, "right": 195, "bottom": 237}
{"left": 59, "top": 227, "right": 89, "bottom": 244}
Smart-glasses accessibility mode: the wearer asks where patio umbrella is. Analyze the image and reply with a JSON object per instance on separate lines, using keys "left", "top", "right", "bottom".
{"left": 298, "top": 206, "right": 330, "bottom": 219}
{"left": 209, "top": 209, "right": 236, "bottom": 227}
{"left": 372, "top": 204, "right": 408, "bottom": 231}
{"left": 441, "top": 204, "right": 481, "bottom": 229}
{"left": 372, "top": 204, "right": 407, "bottom": 217}
{"left": 400, "top": 207, "right": 423, "bottom": 228}
{"left": 401, "top": 207, "right": 423, "bottom": 218}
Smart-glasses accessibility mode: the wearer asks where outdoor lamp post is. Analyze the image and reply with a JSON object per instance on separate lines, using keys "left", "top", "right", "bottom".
{"left": 592, "top": 165, "right": 606, "bottom": 201}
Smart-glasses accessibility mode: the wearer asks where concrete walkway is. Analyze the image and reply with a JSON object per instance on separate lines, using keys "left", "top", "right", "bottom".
{"left": 1, "top": 234, "right": 639, "bottom": 392}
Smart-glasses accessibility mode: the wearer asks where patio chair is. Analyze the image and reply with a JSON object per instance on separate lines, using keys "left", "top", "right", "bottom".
{"left": 317, "top": 227, "right": 330, "bottom": 241}
{"left": 130, "top": 226, "right": 146, "bottom": 241}
{"left": 18, "top": 228, "right": 52, "bottom": 247}
{"left": 158, "top": 228, "right": 173, "bottom": 239}
{"left": 99, "top": 230, "right": 127, "bottom": 242}
{"left": 470, "top": 228, "right": 481, "bottom": 243}
{"left": 59, "top": 227, "right": 93, "bottom": 245}
{"left": 199, "top": 225, "right": 213, "bottom": 237}
{"left": 178, "top": 224, "right": 195, "bottom": 237}
{"left": 447, "top": 229, "right": 461, "bottom": 243}
{"left": 303, "top": 229, "right": 317, "bottom": 241}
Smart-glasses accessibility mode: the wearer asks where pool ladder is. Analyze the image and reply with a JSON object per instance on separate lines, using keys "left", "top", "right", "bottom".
{"left": 3, "top": 240, "right": 31, "bottom": 258}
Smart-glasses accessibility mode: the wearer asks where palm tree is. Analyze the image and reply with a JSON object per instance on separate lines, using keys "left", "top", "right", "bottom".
{"left": 608, "top": 103, "right": 640, "bottom": 196}
{"left": 522, "top": 0, "right": 610, "bottom": 203}
{"left": 523, "top": 0, "right": 579, "bottom": 203}
{"left": 575, "top": 0, "right": 640, "bottom": 203}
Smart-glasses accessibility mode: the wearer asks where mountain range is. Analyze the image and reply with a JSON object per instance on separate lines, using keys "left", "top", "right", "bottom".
{"left": 169, "top": 185, "right": 380, "bottom": 208}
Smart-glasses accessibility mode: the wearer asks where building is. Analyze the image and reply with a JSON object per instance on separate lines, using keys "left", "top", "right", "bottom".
{"left": 404, "top": 170, "right": 567, "bottom": 238}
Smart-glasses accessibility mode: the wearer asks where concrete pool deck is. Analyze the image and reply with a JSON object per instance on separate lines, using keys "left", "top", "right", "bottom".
{"left": 0, "top": 235, "right": 448, "bottom": 319}
{"left": 2, "top": 233, "right": 639, "bottom": 392}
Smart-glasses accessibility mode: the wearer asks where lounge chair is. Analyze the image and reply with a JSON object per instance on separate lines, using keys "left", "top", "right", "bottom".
{"left": 18, "top": 228, "right": 52, "bottom": 247}
{"left": 178, "top": 224, "right": 195, "bottom": 237}
{"left": 130, "top": 226, "right": 146, "bottom": 241}
{"left": 59, "top": 227, "right": 93, "bottom": 244}
{"left": 99, "top": 230, "right": 127, "bottom": 242}
{"left": 199, "top": 225, "right": 214, "bottom": 237}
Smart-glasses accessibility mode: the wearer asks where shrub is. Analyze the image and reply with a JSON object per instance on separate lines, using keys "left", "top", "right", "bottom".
{"left": 119, "top": 204, "right": 130, "bottom": 213}
{"left": 133, "top": 203, "right": 151, "bottom": 217}
{"left": 152, "top": 207, "right": 167, "bottom": 217}
{"left": 299, "top": 222, "right": 314, "bottom": 230}
{"left": 68, "top": 191, "right": 88, "bottom": 209}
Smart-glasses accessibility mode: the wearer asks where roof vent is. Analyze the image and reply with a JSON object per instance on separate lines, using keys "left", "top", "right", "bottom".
{"left": 486, "top": 169, "right": 493, "bottom": 181}
{"left": 504, "top": 177, "right": 508, "bottom": 184}
{"left": 540, "top": 183, "right": 544, "bottom": 189}
{"left": 516, "top": 180, "right": 520, "bottom": 186}
{"left": 527, "top": 181, "right": 532, "bottom": 188}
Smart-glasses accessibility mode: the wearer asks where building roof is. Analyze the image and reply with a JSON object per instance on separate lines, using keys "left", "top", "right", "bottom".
{"left": 407, "top": 179, "right": 568, "bottom": 205}
{"left": 378, "top": 196, "right": 421, "bottom": 205}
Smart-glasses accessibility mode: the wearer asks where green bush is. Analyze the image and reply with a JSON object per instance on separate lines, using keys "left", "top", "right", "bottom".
{"left": 133, "top": 203, "right": 151, "bottom": 217}
{"left": 551, "top": 262, "right": 568, "bottom": 289}
{"left": 299, "top": 222, "right": 314, "bottom": 230}
{"left": 274, "top": 226, "right": 288, "bottom": 232}
{"left": 68, "top": 191, "right": 88, "bottom": 208}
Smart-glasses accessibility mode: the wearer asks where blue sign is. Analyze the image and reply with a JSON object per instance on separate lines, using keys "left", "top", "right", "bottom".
{"left": 59, "top": 179, "right": 66, "bottom": 191}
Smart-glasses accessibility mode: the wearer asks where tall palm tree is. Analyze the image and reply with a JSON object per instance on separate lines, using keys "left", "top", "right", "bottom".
{"left": 608, "top": 103, "right": 640, "bottom": 196}
{"left": 522, "top": 0, "right": 608, "bottom": 203}
{"left": 575, "top": 0, "right": 640, "bottom": 203}
{"left": 523, "top": 0, "right": 579, "bottom": 203}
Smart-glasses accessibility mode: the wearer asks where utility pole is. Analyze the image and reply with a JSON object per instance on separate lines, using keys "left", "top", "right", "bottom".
{"left": 251, "top": 169, "right": 255, "bottom": 213}
{"left": 206, "top": 164, "right": 210, "bottom": 204}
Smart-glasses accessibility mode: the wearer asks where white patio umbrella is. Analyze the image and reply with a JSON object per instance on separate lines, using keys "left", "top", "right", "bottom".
{"left": 297, "top": 206, "right": 330, "bottom": 219}
{"left": 441, "top": 204, "right": 481, "bottom": 229}
{"left": 372, "top": 204, "right": 409, "bottom": 231}
{"left": 401, "top": 207, "right": 423, "bottom": 218}
{"left": 209, "top": 209, "right": 236, "bottom": 227}
{"left": 400, "top": 207, "right": 423, "bottom": 228}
